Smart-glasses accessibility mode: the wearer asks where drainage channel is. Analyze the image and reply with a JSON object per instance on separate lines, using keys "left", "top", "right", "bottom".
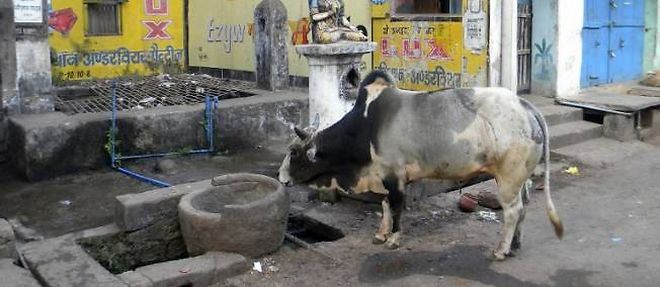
{"left": 286, "top": 214, "right": 345, "bottom": 244}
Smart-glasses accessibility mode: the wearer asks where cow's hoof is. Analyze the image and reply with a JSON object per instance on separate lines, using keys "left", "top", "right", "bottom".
{"left": 384, "top": 232, "right": 401, "bottom": 249}
{"left": 491, "top": 251, "right": 508, "bottom": 261}
{"left": 385, "top": 241, "right": 400, "bottom": 249}
{"left": 372, "top": 236, "right": 386, "bottom": 245}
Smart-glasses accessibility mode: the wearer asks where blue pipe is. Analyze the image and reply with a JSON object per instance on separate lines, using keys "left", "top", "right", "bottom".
{"left": 117, "top": 167, "right": 172, "bottom": 188}
{"left": 110, "top": 81, "right": 117, "bottom": 168}
{"left": 109, "top": 92, "right": 218, "bottom": 188}
{"left": 116, "top": 149, "right": 212, "bottom": 160}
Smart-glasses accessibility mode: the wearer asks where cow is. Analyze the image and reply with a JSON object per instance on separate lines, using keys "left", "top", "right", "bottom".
{"left": 278, "top": 70, "right": 563, "bottom": 260}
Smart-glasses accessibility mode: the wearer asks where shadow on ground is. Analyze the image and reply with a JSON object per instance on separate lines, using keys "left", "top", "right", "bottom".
{"left": 358, "top": 245, "right": 597, "bottom": 287}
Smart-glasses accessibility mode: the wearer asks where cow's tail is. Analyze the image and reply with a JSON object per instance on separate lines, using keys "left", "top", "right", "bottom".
{"left": 519, "top": 98, "right": 564, "bottom": 239}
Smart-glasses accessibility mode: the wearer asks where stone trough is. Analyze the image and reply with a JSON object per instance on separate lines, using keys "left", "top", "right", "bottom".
{"left": 179, "top": 173, "right": 289, "bottom": 257}
{"left": 19, "top": 174, "right": 290, "bottom": 287}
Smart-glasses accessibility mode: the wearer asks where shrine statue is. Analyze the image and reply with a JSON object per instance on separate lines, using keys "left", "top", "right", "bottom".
{"left": 307, "top": 0, "right": 368, "bottom": 44}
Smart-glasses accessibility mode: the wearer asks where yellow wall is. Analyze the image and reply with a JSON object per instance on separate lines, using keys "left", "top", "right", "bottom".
{"left": 372, "top": 0, "right": 489, "bottom": 90}
{"left": 49, "top": 0, "right": 185, "bottom": 83}
{"left": 188, "top": 0, "right": 372, "bottom": 77}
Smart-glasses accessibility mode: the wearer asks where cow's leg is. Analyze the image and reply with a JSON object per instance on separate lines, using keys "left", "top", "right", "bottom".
{"left": 373, "top": 198, "right": 392, "bottom": 244}
{"left": 492, "top": 150, "right": 535, "bottom": 260}
{"left": 511, "top": 201, "right": 526, "bottom": 251}
{"left": 493, "top": 178, "right": 525, "bottom": 260}
{"left": 511, "top": 180, "right": 531, "bottom": 250}
{"left": 382, "top": 175, "right": 405, "bottom": 249}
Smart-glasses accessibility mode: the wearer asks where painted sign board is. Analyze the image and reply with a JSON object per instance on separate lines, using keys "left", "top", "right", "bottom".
{"left": 14, "top": 0, "right": 44, "bottom": 23}
{"left": 371, "top": 0, "right": 489, "bottom": 91}
{"left": 48, "top": 0, "right": 185, "bottom": 82}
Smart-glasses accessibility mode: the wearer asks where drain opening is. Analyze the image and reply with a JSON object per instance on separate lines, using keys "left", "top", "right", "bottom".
{"left": 287, "top": 214, "right": 344, "bottom": 243}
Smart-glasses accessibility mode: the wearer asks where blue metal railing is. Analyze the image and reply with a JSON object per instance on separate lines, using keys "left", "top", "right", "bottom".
{"left": 109, "top": 80, "right": 219, "bottom": 188}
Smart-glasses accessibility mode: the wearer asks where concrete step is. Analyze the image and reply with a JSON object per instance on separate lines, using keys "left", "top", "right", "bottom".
{"left": 539, "top": 105, "right": 583, "bottom": 126}
{"left": 549, "top": 121, "right": 603, "bottom": 149}
{"left": 521, "top": 94, "right": 556, "bottom": 107}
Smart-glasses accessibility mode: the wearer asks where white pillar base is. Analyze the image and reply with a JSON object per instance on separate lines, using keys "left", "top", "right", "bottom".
{"left": 296, "top": 42, "right": 376, "bottom": 130}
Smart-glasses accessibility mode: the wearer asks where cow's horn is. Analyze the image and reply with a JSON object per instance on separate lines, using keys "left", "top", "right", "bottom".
{"left": 294, "top": 126, "right": 309, "bottom": 140}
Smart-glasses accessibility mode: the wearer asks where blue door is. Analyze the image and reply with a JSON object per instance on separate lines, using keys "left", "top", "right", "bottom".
{"left": 581, "top": 0, "right": 645, "bottom": 87}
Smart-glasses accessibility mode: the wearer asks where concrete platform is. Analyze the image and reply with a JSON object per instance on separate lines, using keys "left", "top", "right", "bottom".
{"left": 561, "top": 91, "right": 660, "bottom": 112}
{"left": 8, "top": 90, "right": 307, "bottom": 181}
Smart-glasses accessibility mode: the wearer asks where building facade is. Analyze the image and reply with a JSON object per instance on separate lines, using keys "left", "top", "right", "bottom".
{"left": 188, "top": 0, "right": 493, "bottom": 91}
{"left": 530, "top": 0, "right": 659, "bottom": 97}
{"left": 48, "top": 0, "right": 185, "bottom": 84}
{"left": 371, "top": 0, "right": 490, "bottom": 90}
{"left": 187, "top": 0, "right": 372, "bottom": 85}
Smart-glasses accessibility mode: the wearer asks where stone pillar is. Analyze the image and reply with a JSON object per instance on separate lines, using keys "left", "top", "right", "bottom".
{"left": 1, "top": 0, "right": 18, "bottom": 114}
{"left": 7, "top": 0, "right": 54, "bottom": 114}
{"left": 603, "top": 114, "right": 639, "bottom": 141}
{"left": 501, "top": 0, "right": 517, "bottom": 92}
{"left": 254, "top": 0, "right": 289, "bottom": 91}
{"left": 296, "top": 42, "right": 376, "bottom": 129}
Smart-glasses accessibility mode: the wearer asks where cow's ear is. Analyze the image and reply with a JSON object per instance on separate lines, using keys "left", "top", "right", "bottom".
{"left": 294, "top": 126, "right": 309, "bottom": 140}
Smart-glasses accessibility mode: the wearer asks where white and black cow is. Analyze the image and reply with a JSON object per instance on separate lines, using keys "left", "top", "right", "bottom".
{"left": 278, "top": 70, "right": 563, "bottom": 260}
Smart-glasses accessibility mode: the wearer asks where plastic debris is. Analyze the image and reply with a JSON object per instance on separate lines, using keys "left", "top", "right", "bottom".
{"left": 563, "top": 166, "right": 580, "bottom": 176}
{"left": 59, "top": 200, "right": 72, "bottom": 206}
{"left": 476, "top": 211, "right": 499, "bottom": 222}
{"left": 179, "top": 267, "right": 191, "bottom": 274}
{"left": 611, "top": 237, "right": 623, "bottom": 243}
{"left": 252, "top": 262, "right": 263, "bottom": 273}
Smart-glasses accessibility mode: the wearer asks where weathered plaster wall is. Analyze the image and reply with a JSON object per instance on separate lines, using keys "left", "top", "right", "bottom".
{"left": 371, "top": 0, "right": 490, "bottom": 91}
{"left": 657, "top": 0, "right": 660, "bottom": 68}
{"left": 488, "top": 0, "right": 502, "bottom": 87}
{"left": 1, "top": 0, "right": 18, "bottom": 113}
{"left": 530, "top": 0, "right": 558, "bottom": 96}
{"left": 7, "top": 0, "right": 54, "bottom": 115}
{"left": 555, "top": 0, "right": 583, "bottom": 97}
{"left": 531, "top": 0, "right": 582, "bottom": 97}
{"left": 188, "top": 0, "right": 372, "bottom": 78}
{"left": 644, "top": 0, "right": 659, "bottom": 71}
{"left": 15, "top": 39, "right": 54, "bottom": 113}
{"left": 49, "top": 0, "right": 185, "bottom": 83}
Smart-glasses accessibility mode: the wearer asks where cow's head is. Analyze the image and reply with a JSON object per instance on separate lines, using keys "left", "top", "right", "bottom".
{"left": 278, "top": 126, "right": 332, "bottom": 186}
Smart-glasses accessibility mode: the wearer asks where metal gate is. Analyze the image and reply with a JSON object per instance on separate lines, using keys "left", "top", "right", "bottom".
{"left": 581, "top": 0, "right": 644, "bottom": 87}
{"left": 517, "top": 3, "right": 532, "bottom": 93}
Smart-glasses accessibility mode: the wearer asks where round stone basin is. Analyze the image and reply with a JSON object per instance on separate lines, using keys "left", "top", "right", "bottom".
{"left": 178, "top": 173, "right": 289, "bottom": 258}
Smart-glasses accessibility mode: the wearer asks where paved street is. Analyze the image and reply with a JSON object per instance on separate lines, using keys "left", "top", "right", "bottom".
{"left": 222, "top": 138, "right": 660, "bottom": 287}
{"left": 481, "top": 142, "right": 660, "bottom": 287}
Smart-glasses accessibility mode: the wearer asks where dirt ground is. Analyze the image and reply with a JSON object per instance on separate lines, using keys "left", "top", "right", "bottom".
{"left": 1, "top": 137, "right": 659, "bottom": 287}
{"left": 217, "top": 140, "right": 660, "bottom": 287}
{"left": 0, "top": 143, "right": 286, "bottom": 239}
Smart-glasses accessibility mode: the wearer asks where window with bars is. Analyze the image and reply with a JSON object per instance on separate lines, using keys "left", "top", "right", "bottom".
{"left": 84, "top": 0, "right": 124, "bottom": 36}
